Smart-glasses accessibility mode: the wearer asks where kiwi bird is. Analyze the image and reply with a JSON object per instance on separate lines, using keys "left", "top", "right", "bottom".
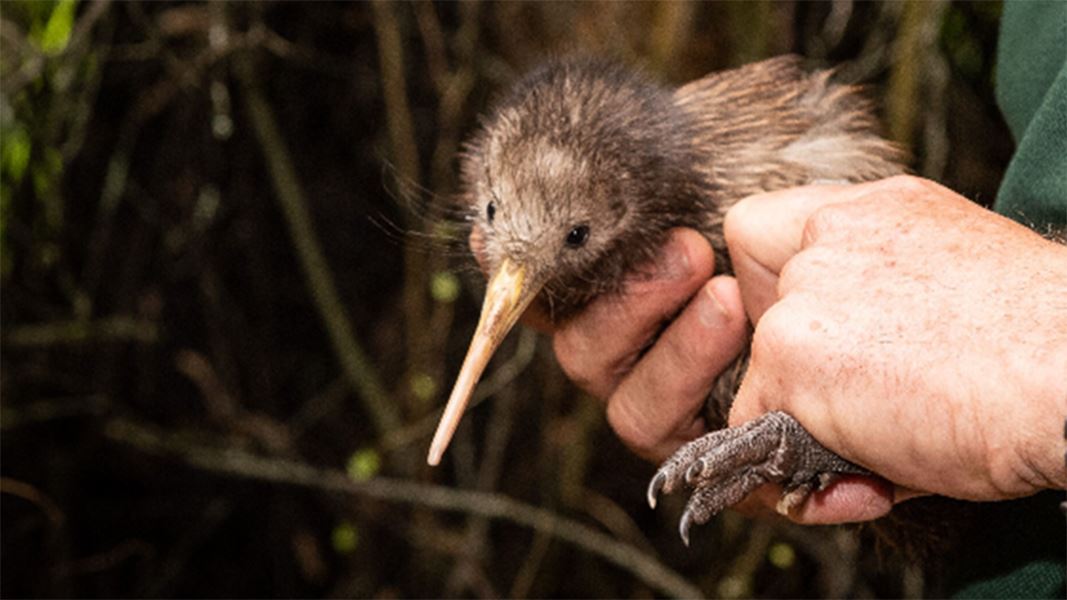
{"left": 427, "top": 55, "right": 906, "bottom": 544}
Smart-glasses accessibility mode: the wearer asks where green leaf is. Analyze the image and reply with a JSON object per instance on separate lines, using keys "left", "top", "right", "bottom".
{"left": 409, "top": 372, "right": 437, "bottom": 402}
{"left": 430, "top": 271, "right": 460, "bottom": 304}
{"left": 346, "top": 448, "right": 381, "bottom": 481}
{"left": 1, "top": 126, "right": 32, "bottom": 184}
{"left": 331, "top": 521, "right": 359, "bottom": 554}
{"left": 768, "top": 541, "right": 796, "bottom": 569}
{"left": 39, "top": 0, "right": 78, "bottom": 55}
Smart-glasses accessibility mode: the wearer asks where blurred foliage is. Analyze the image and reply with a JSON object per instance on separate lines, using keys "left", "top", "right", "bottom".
{"left": 331, "top": 520, "right": 360, "bottom": 555}
{"left": 347, "top": 448, "right": 382, "bottom": 482}
{"left": 1, "top": 1, "right": 1011, "bottom": 598}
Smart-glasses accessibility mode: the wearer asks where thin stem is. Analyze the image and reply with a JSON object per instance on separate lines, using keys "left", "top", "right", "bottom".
{"left": 235, "top": 56, "right": 402, "bottom": 436}
{"left": 104, "top": 418, "right": 704, "bottom": 600}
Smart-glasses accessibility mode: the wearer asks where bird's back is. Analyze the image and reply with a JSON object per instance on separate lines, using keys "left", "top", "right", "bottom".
{"left": 674, "top": 55, "right": 907, "bottom": 259}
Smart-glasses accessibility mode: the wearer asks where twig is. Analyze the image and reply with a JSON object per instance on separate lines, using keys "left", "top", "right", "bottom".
{"left": 649, "top": 2, "right": 695, "bottom": 79}
{"left": 289, "top": 376, "right": 349, "bottom": 437}
{"left": 234, "top": 55, "right": 402, "bottom": 437}
{"left": 718, "top": 520, "right": 772, "bottom": 598}
{"left": 146, "top": 498, "right": 233, "bottom": 596}
{"left": 581, "top": 490, "right": 657, "bottom": 556}
{"left": 0, "top": 477, "right": 66, "bottom": 527}
{"left": 67, "top": 0, "right": 113, "bottom": 54}
{"left": 508, "top": 528, "right": 552, "bottom": 598}
{"left": 174, "top": 349, "right": 293, "bottom": 453}
{"left": 450, "top": 340, "right": 522, "bottom": 596}
{"left": 370, "top": 1, "right": 422, "bottom": 186}
{"left": 84, "top": 24, "right": 235, "bottom": 302}
{"left": 2, "top": 316, "right": 157, "bottom": 346}
{"left": 50, "top": 540, "right": 153, "bottom": 577}
{"left": 370, "top": 0, "right": 430, "bottom": 405}
{"left": 103, "top": 418, "right": 703, "bottom": 599}
{"left": 887, "top": 0, "right": 948, "bottom": 149}
{"left": 413, "top": 0, "right": 480, "bottom": 420}
{"left": 918, "top": 2, "right": 950, "bottom": 180}
{"left": 0, "top": 395, "right": 111, "bottom": 431}
{"left": 413, "top": 2, "right": 450, "bottom": 94}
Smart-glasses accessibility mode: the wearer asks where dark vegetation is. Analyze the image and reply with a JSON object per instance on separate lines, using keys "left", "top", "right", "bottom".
{"left": 2, "top": 1, "right": 1009, "bottom": 597}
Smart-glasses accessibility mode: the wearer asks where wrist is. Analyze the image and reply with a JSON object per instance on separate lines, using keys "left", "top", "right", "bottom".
{"left": 1017, "top": 342, "right": 1067, "bottom": 492}
{"left": 1010, "top": 241, "right": 1067, "bottom": 494}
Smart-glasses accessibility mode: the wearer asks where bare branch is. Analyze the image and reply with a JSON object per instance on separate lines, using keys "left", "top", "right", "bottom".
{"left": 104, "top": 418, "right": 704, "bottom": 599}
{"left": 235, "top": 55, "right": 402, "bottom": 437}
{"left": 3, "top": 316, "right": 157, "bottom": 346}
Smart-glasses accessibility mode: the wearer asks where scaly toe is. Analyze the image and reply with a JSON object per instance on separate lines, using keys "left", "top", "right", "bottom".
{"left": 684, "top": 458, "right": 706, "bottom": 485}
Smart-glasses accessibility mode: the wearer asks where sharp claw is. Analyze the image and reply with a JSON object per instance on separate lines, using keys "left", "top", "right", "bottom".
{"left": 647, "top": 472, "right": 666, "bottom": 509}
{"left": 679, "top": 511, "right": 692, "bottom": 547}
{"left": 685, "top": 458, "right": 705, "bottom": 484}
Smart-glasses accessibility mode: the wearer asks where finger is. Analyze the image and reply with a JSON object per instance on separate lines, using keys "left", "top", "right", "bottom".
{"left": 788, "top": 476, "right": 895, "bottom": 524}
{"left": 606, "top": 275, "right": 748, "bottom": 462}
{"left": 893, "top": 486, "right": 931, "bottom": 503}
{"left": 724, "top": 182, "right": 875, "bottom": 323}
{"left": 726, "top": 296, "right": 815, "bottom": 426}
{"left": 553, "top": 229, "right": 715, "bottom": 399}
{"left": 732, "top": 477, "right": 894, "bottom": 525}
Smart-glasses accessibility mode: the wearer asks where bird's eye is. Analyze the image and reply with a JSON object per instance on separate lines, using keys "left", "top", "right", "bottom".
{"left": 486, "top": 201, "right": 496, "bottom": 223}
{"left": 565, "top": 225, "right": 590, "bottom": 248}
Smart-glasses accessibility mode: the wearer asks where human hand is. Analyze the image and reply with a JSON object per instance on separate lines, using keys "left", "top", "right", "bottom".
{"left": 726, "top": 175, "right": 1067, "bottom": 523}
{"left": 474, "top": 227, "right": 743, "bottom": 463}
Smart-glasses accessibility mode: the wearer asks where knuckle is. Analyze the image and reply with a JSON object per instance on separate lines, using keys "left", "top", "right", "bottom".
{"left": 881, "top": 174, "right": 930, "bottom": 195}
{"left": 777, "top": 246, "right": 833, "bottom": 295}
{"left": 802, "top": 203, "right": 850, "bottom": 246}
{"left": 750, "top": 296, "right": 819, "bottom": 369}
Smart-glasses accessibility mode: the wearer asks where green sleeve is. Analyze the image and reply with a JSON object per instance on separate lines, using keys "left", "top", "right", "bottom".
{"left": 947, "top": 492, "right": 1066, "bottom": 599}
{"left": 993, "top": 0, "right": 1067, "bottom": 228}
{"left": 948, "top": 2, "right": 1067, "bottom": 598}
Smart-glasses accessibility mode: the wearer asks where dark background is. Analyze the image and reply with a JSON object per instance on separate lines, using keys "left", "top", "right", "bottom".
{"left": 2, "top": 1, "right": 1011, "bottom": 597}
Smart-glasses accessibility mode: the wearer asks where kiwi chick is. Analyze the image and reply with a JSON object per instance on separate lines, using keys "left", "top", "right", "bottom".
{"left": 429, "top": 55, "right": 906, "bottom": 545}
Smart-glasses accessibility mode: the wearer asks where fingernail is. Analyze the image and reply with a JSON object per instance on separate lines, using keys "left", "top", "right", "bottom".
{"left": 658, "top": 237, "right": 691, "bottom": 280}
{"left": 700, "top": 283, "right": 730, "bottom": 329}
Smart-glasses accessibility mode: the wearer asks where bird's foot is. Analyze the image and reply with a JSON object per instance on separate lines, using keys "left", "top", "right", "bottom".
{"left": 647, "top": 410, "right": 866, "bottom": 545}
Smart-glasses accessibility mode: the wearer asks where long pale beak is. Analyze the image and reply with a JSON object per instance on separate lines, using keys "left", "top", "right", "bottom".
{"left": 427, "top": 258, "right": 539, "bottom": 466}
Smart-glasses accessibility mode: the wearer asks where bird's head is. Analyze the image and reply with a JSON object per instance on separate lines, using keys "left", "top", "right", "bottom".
{"left": 427, "top": 57, "right": 710, "bottom": 465}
